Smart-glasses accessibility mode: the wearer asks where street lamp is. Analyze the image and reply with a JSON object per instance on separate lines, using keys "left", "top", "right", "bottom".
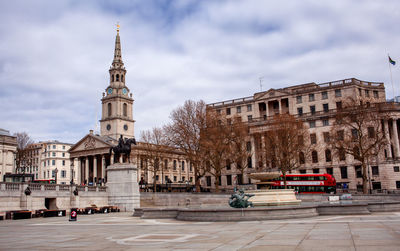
{"left": 54, "top": 168, "right": 58, "bottom": 184}
{"left": 70, "top": 161, "right": 74, "bottom": 185}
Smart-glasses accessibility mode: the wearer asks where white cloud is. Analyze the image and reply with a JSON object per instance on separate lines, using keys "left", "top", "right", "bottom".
{"left": 0, "top": 0, "right": 399, "bottom": 143}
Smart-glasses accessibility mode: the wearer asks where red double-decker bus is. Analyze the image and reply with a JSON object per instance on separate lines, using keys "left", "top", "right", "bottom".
{"left": 270, "top": 174, "right": 336, "bottom": 194}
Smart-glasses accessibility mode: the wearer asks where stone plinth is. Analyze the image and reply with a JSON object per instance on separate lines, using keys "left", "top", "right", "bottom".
{"left": 247, "top": 189, "right": 301, "bottom": 206}
{"left": 107, "top": 163, "right": 140, "bottom": 212}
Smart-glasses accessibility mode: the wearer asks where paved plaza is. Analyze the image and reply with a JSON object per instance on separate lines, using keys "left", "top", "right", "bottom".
{"left": 1, "top": 212, "right": 400, "bottom": 250}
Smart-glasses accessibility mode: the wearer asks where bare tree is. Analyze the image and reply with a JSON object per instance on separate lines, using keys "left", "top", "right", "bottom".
{"left": 139, "top": 127, "right": 168, "bottom": 192}
{"left": 263, "top": 114, "right": 309, "bottom": 188}
{"left": 330, "top": 98, "right": 388, "bottom": 194}
{"left": 164, "top": 100, "right": 208, "bottom": 192}
{"left": 228, "top": 117, "right": 253, "bottom": 185}
{"left": 14, "top": 132, "right": 34, "bottom": 173}
{"left": 200, "top": 110, "right": 233, "bottom": 192}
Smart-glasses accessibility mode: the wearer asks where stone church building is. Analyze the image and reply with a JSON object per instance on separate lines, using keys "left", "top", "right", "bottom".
{"left": 69, "top": 27, "right": 194, "bottom": 186}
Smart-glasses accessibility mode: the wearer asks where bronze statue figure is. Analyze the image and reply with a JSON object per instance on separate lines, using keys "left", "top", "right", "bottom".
{"left": 110, "top": 135, "right": 137, "bottom": 163}
{"left": 229, "top": 189, "right": 254, "bottom": 208}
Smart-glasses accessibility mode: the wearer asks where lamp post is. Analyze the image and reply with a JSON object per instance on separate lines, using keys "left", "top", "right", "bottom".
{"left": 54, "top": 168, "right": 58, "bottom": 184}
{"left": 70, "top": 161, "right": 74, "bottom": 185}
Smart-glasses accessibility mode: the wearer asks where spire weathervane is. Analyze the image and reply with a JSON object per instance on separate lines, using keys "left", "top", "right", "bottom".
{"left": 116, "top": 22, "right": 120, "bottom": 34}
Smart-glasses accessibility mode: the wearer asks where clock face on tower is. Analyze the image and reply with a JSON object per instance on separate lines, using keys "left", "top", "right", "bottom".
{"left": 122, "top": 88, "right": 127, "bottom": 95}
{"left": 107, "top": 88, "right": 113, "bottom": 95}
{"left": 106, "top": 124, "right": 111, "bottom": 131}
{"left": 124, "top": 124, "right": 128, "bottom": 131}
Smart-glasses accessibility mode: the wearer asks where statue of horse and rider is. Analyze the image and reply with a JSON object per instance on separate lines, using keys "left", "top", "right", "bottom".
{"left": 110, "top": 135, "right": 137, "bottom": 163}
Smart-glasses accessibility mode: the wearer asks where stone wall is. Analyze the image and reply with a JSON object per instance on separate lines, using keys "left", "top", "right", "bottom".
{"left": 140, "top": 192, "right": 230, "bottom": 208}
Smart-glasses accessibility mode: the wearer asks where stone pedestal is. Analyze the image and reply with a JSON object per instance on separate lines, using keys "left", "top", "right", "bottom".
{"left": 107, "top": 163, "right": 140, "bottom": 212}
{"left": 248, "top": 189, "right": 301, "bottom": 206}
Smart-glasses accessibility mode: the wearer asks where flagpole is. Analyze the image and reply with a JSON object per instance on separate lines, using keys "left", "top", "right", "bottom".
{"left": 388, "top": 54, "right": 395, "bottom": 99}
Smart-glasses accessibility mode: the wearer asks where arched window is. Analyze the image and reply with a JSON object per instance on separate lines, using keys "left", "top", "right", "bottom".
{"left": 108, "top": 103, "right": 112, "bottom": 116}
{"left": 312, "top": 151, "right": 318, "bottom": 163}
{"left": 299, "top": 152, "right": 305, "bottom": 164}
{"left": 111, "top": 75, "right": 114, "bottom": 82}
{"left": 121, "top": 74, "right": 124, "bottom": 82}
{"left": 325, "top": 149, "right": 332, "bottom": 162}
{"left": 123, "top": 103, "right": 127, "bottom": 117}
{"left": 182, "top": 161, "right": 185, "bottom": 171}
{"left": 116, "top": 74, "right": 119, "bottom": 81}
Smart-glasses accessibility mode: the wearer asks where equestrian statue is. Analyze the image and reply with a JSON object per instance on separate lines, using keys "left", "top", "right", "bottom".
{"left": 110, "top": 135, "right": 137, "bottom": 163}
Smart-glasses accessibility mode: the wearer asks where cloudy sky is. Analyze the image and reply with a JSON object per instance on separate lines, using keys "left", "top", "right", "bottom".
{"left": 0, "top": 0, "right": 399, "bottom": 144}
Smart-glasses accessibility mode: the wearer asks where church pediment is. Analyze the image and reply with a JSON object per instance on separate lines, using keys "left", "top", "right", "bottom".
{"left": 69, "top": 134, "right": 114, "bottom": 154}
{"left": 254, "top": 88, "right": 289, "bottom": 101}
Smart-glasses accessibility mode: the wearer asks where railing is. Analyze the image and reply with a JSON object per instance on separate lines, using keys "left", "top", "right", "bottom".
{"left": 0, "top": 182, "right": 108, "bottom": 193}
{"left": 207, "top": 96, "right": 254, "bottom": 108}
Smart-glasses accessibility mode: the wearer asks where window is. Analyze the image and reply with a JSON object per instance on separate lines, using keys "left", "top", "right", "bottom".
{"left": 323, "top": 132, "right": 330, "bottom": 143}
{"left": 53, "top": 145, "right": 56, "bottom": 149}
{"left": 247, "top": 157, "right": 252, "bottom": 168}
{"left": 340, "top": 166, "right": 348, "bottom": 179}
{"left": 336, "top": 101, "right": 342, "bottom": 110}
{"left": 296, "top": 96, "right": 302, "bottom": 104}
{"left": 173, "top": 160, "right": 177, "bottom": 170}
{"left": 237, "top": 174, "right": 243, "bottom": 185}
{"left": 226, "top": 108, "right": 231, "bottom": 115}
{"left": 326, "top": 167, "right": 333, "bottom": 175}
{"left": 365, "top": 90, "right": 369, "bottom": 97}
{"left": 52, "top": 152, "right": 56, "bottom": 157}
{"left": 372, "top": 182, "right": 381, "bottom": 190}
{"left": 116, "top": 74, "right": 119, "bottom": 81}
{"left": 325, "top": 149, "right": 332, "bottom": 162}
{"left": 313, "top": 169, "right": 319, "bottom": 174}
{"left": 182, "top": 161, "right": 185, "bottom": 171}
{"left": 351, "top": 129, "right": 358, "bottom": 140}
{"left": 335, "top": 89, "right": 342, "bottom": 97}
{"left": 247, "top": 115, "right": 252, "bottom": 121}
{"left": 310, "top": 134, "right": 317, "bottom": 144}
{"left": 111, "top": 75, "right": 114, "bottom": 82}
{"left": 299, "top": 152, "right": 305, "bottom": 164}
{"left": 123, "top": 103, "right": 127, "bottom": 116}
{"left": 297, "top": 107, "right": 303, "bottom": 116}
{"left": 216, "top": 109, "right": 221, "bottom": 114}
{"left": 310, "top": 105, "right": 316, "bottom": 115}
{"left": 300, "top": 169, "right": 306, "bottom": 174}
{"left": 309, "top": 94, "right": 315, "bottom": 102}
{"left": 227, "top": 175, "right": 232, "bottom": 186}
{"left": 174, "top": 176, "right": 177, "bottom": 182}
{"left": 322, "top": 118, "right": 329, "bottom": 126}
{"left": 394, "top": 166, "right": 400, "bottom": 172}
{"left": 108, "top": 103, "right": 112, "bottom": 116}
{"left": 355, "top": 165, "right": 362, "bottom": 178}
{"left": 62, "top": 160, "right": 65, "bottom": 166}
{"left": 62, "top": 153, "right": 65, "bottom": 157}
{"left": 237, "top": 106, "right": 241, "bottom": 113}
{"left": 47, "top": 160, "right": 49, "bottom": 166}
{"left": 373, "top": 91, "right": 379, "bottom": 98}
{"left": 323, "top": 103, "right": 329, "bottom": 112}
{"left": 226, "top": 159, "right": 231, "bottom": 170}
{"left": 372, "top": 166, "right": 379, "bottom": 176}
{"left": 206, "top": 176, "right": 211, "bottom": 186}
{"left": 339, "top": 148, "right": 346, "bottom": 161}
{"left": 121, "top": 74, "right": 124, "bottom": 82}
{"left": 309, "top": 121, "right": 316, "bottom": 128}
{"left": 368, "top": 127, "right": 375, "bottom": 138}
{"left": 312, "top": 151, "right": 318, "bottom": 163}
{"left": 52, "top": 160, "right": 55, "bottom": 165}
{"left": 62, "top": 145, "right": 65, "bottom": 150}
{"left": 358, "top": 88, "right": 362, "bottom": 96}
{"left": 246, "top": 141, "right": 251, "bottom": 152}
{"left": 322, "top": 91, "right": 328, "bottom": 99}
{"left": 61, "top": 170, "right": 66, "bottom": 178}
{"left": 247, "top": 104, "right": 252, "bottom": 111}
{"left": 396, "top": 181, "right": 400, "bottom": 189}
{"left": 155, "top": 175, "right": 159, "bottom": 181}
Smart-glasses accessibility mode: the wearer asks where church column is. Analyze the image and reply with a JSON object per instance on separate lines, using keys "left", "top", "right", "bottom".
{"left": 393, "top": 119, "right": 400, "bottom": 158}
{"left": 85, "top": 157, "right": 89, "bottom": 185}
{"left": 93, "top": 155, "right": 98, "bottom": 185}
{"left": 77, "top": 158, "right": 82, "bottom": 185}
{"left": 384, "top": 120, "right": 392, "bottom": 158}
{"left": 101, "top": 155, "right": 106, "bottom": 183}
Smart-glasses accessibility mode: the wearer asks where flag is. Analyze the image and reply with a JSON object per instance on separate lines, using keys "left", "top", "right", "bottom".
{"left": 389, "top": 56, "right": 396, "bottom": 66}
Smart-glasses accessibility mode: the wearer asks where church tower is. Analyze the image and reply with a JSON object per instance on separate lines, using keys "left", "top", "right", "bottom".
{"left": 100, "top": 25, "right": 135, "bottom": 139}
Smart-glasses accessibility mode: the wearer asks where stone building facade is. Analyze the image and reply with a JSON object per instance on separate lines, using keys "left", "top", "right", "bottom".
{"left": 206, "top": 78, "right": 400, "bottom": 192}
{"left": 69, "top": 28, "right": 195, "bottom": 186}
{"left": 0, "top": 129, "right": 17, "bottom": 181}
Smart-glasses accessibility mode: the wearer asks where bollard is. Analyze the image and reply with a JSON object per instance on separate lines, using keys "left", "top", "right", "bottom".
{"left": 69, "top": 208, "right": 77, "bottom": 221}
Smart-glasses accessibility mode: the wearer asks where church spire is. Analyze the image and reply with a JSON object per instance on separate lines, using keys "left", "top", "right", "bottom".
{"left": 109, "top": 23, "right": 126, "bottom": 88}
{"left": 112, "top": 23, "right": 123, "bottom": 67}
